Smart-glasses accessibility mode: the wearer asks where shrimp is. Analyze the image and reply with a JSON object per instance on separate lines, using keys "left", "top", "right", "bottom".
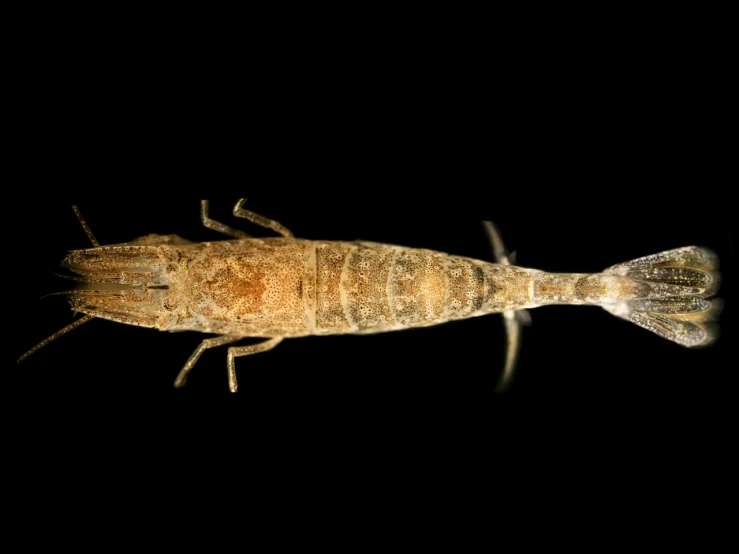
{"left": 18, "top": 200, "right": 723, "bottom": 392}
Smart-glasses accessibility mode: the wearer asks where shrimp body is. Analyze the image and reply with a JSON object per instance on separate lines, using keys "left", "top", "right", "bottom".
{"left": 20, "top": 200, "right": 722, "bottom": 392}
{"left": 62, "top": 238, "right": 535, "bottom": 337}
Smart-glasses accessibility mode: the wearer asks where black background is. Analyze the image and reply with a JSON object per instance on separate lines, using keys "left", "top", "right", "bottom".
{"left": 3, "top": 15, "right": 736, "bottom": 537}
{"left": 6, "top": 39, "right": 735, "bottom": 449}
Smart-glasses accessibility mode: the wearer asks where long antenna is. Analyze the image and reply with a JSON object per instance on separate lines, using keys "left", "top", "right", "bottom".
{"left": 18, "top": 205, "right": 100, "bottom": 364}
{"left": 17, "top": 314, "right": 95, "bottom": 364}
{"left": 72, "top": 205, "right": 99, "bottom": 247}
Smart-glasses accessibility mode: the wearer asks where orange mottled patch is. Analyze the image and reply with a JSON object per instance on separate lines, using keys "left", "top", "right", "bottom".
{"left": 209, "top": 267, "right": 267, "bottom": 313}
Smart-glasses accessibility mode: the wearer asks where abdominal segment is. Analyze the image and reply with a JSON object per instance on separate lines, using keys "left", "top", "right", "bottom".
{"left": 313, "top": 241, "right": 491, "bottom": 335}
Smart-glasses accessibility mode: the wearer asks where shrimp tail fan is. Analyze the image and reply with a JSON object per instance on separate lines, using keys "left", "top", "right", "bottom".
{"left": 601, "top": 247, "right": 722, "bottom": 347}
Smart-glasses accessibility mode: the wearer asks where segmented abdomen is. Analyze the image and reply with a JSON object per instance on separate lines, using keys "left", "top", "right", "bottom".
{"left": 314, "top": 241, "right": 488, "bottom": 335}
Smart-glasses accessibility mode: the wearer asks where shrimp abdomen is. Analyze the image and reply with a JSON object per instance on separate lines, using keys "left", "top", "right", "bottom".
{"left": 315, "top": 241, "right": 495, "bottom": 335}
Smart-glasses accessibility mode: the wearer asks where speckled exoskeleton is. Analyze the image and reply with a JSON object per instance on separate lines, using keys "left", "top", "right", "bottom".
{"left": 18, "top": 200, "right": 722, "bottom": 392}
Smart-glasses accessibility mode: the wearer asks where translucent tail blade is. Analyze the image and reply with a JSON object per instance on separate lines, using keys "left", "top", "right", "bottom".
{"left": 603, "top": 246, "right": 722, "bottom": 347}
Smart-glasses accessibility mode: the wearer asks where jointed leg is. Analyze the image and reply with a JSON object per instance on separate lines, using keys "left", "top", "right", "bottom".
{"left": 482, "top": 221, "right": 511, "bottom": 266}
{"left": 483, "top": 221, "right": 529, "bottom": 392}
{"left": 201, "top": 200, "right": 251, "bottom": 239}
{"left": 227, "top": 337, "right": 284, "bottom": 393}
{"left": 232, "top": 198, "right": 293, "bottom": 237}
{"left": 497, "top": 311, "right": 524, "bottom": 393}
{"left": 174, "top": 335, "right": 243, "bottom": 388}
